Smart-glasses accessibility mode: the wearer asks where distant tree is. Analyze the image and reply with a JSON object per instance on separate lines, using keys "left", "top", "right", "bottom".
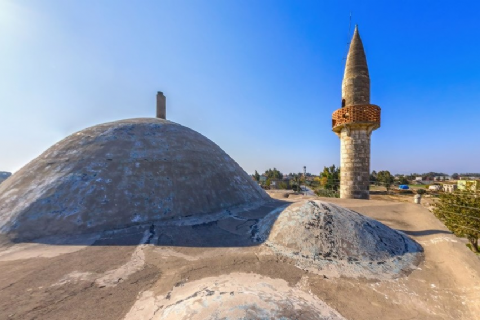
{"left": 253, "top": 170, "right": 260, "bottom": 182}
{"left": 451, "top": 173, "right": 459, "bottom": 180}
{"left": 311, "top": 176, "right": 322, "bottom": 188}
{"left": 265, "top": 178, "right": 271, "bottom": 187}
{"left": 377, "top": 170, "right": 394, "bottom": 192}
{"left": 370, "top": 170, "right": 377, "bottom": 184}
{"left": 433, "top": 191, "right": 480, "bottom": 253}
{"left": 264, "top": 168, "right": 283, "bottom": 180}
{"left": 278, "top": 182, "right": 288, "bottom": 190}
{"left": 459, "top": 173, "right": 480, "bottom": 178}
{"left": 399, "top": 176, "right": 409, "bottom": 185}
{"left": 421, "top": 172, "right": 448, "bottom": 181}
{"left": 320, "top": 165, "right": 340, "bottom": 191}
{"left": 406, "top": 174, "right": 416, "bottom": 181}
{"left": 289, "top": 174, "right": 303, "bottom": 192}
{"left": 416, "top": 188, "right": 426, "bottom": 195}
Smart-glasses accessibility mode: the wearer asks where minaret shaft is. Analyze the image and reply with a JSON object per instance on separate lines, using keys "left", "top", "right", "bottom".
{"left": 332, "top": 26, "right": 381, "bottom": 200}
{"left": 339, "top": 128, "right": 371, "bottom": 199}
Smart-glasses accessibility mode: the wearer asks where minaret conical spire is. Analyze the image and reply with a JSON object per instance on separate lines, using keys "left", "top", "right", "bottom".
{"left": 342, "top": 25, "right": 370, "bottom": 106}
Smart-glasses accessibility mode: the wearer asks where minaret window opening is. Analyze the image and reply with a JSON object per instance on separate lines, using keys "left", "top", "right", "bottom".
{"left": 342, "top": 99, "right": 346, "bottom": 107}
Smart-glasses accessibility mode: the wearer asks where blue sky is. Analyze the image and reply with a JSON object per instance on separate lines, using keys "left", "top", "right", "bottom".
{"left": 1, "top": 0, "right": 479, "bottom": 175}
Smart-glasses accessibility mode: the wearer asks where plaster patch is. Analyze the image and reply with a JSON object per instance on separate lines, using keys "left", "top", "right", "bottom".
{"left": 419, "top": 237, "right": 457, "bottom": 246}
{"left": 51, "top": 230, "right": 150, "bottom": 288}
{"left": 123, "top": 273, "right": 345, "bottom": 320}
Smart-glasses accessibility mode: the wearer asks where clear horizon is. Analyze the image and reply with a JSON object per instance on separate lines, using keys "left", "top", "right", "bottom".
{"left": 1, "top": 0, "right": 479, "bottom": 176}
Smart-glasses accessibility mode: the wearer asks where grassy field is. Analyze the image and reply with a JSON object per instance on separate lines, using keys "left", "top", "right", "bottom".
{"left": 370, "top": 184, "right": 427, "bottom": 191}
{"left": 407, "top": 184, "right": 428, "bottom": 189}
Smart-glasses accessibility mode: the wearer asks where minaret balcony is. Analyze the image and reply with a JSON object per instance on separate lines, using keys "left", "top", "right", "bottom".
{"left": 332, "top": 104, "right": 381, "bottom": 133}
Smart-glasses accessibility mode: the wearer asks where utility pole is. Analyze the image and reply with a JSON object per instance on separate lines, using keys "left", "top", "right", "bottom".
{"left": 303, "top": 166, "right": 307, "bottom": 195}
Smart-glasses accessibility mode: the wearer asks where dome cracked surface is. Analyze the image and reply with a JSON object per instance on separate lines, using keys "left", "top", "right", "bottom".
{"left": 0, "top": 118, "right": 269, "bottom": 240}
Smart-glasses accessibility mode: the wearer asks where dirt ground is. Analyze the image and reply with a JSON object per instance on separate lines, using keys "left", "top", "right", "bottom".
{"left": 1, "top": 194, "right": 479, "bottom": 319}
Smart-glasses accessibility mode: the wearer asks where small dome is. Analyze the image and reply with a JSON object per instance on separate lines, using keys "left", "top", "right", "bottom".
{"left": 257, "top": 200, "right": 422, "bottom": 279}
{"left": 0, "top": 118, "right": 269, "bottom": 240}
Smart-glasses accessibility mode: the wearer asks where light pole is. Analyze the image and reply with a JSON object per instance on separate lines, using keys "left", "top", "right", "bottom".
{"left": 303, "top": 166, "right": 307, "bottom": 195}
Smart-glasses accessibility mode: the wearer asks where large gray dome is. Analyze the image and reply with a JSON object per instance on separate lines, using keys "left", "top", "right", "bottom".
{"left": 0, "top": 118, "right": 269, "bottom": 240}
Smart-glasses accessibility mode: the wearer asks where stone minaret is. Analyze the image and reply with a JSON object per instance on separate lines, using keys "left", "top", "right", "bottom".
{"left": 332, "top": 26, "right": 381, "bottom": 199}
{"left": 156, "top": 92, "right": 166, "bottom": 119}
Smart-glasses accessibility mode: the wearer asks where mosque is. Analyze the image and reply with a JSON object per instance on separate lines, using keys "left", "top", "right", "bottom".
{"left": 0, "top": 27, "right": 441, "bottom": 320}
{"left": 0, "top": 26, "right": 384, "bottom": 241}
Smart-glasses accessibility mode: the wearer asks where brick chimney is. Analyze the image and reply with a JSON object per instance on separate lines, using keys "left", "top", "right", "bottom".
{"left": 156, "top": 92, "right": 166, "bottom": 119}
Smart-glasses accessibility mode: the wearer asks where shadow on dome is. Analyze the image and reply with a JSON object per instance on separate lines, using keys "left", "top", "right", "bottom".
{"left": 4, "top": 199, "right": 290, "bottom": 247}
{"left": 2, "top": 198, "right": 424, "bottom": 279}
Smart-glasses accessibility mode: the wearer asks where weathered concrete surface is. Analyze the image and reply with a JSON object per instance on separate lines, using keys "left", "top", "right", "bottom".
{"left": 258, "top": 200, "right": 422, "bottom": 279}
{"left": 0, "top": 197, "right": 479, "bottom": 319}
{"left": 0, "top": 118, "right": 269, "bottom": 241}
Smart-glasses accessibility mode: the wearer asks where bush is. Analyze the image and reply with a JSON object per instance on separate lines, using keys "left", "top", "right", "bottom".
{"left": 393, "top": 189, "right": 413, "bottom": 195}
{"left": 278, "top": 182, "right": 288, "bottom": 190}
{"left": 315, "top": 189, "right": 340, "bottom": 198}
{"left": 265, "top": 179, "right": 271, "bottom": 187}
{"left": 416, "top": 189, "right": 426, "bottom": 195}
{"left": 433, "top": 191, "right": 480, "bottom": 253}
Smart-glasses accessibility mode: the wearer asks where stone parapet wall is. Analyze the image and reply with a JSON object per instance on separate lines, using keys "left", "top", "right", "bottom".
{"left": 332, "top": 104, "right": 380, "bottom": 132}
{"left": 339, "top": 127, "right": 371, "bottom": 199}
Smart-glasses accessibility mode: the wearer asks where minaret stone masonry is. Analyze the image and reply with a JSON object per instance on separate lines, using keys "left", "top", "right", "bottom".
{"left": 332, "top": 26, "right": 381, "bottom": 200}
{"left": 339, "top": 126, "right": 372, "bottom": 199}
